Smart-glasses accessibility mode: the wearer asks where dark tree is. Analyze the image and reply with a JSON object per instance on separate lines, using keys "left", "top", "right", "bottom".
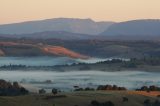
{"left": 39, "top": 89, "right": 46, "bottom": 94}
{"left": 52, "top": 88, "right": 58, "bottom": 95}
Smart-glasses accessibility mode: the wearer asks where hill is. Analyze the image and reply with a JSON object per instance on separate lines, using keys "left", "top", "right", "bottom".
{"left": 0, "top": 31, "right": 92, "bottom": 40}
{"left": 42, "top": 45, "right": 88, "bottom": 59}
{"left": 1, "top": 39, "right": 160, "bottom": 58}
{"left": 0, "top": 42, "right": 88, "bottom": 59}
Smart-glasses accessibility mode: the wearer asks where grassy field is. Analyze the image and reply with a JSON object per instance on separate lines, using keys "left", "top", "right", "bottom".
{"left": 0, "top": 91, "right": 159, "bottom": 106}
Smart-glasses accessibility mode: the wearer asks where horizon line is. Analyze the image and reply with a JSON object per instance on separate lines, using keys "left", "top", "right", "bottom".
{"left": 1, "top": 17, "right": 160, "bottom": 25}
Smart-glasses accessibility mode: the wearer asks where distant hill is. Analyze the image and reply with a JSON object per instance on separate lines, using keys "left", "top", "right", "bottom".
{"left": 1, "top": 39, "right": 160, "bottom": 58}
{"left": 100, "top": 19, "right": 160, "bottom": 40}
{"left": 0, "top": 31, "right": 93, "bottom": 40}
{"left": 42, "top": 46, "right": 88, "bottom": 59}
{"left": 0, "top": 18, "right": 114, "bottom": 35}
{"left": 0, "top": 42, "right": 88, "bottom": 59}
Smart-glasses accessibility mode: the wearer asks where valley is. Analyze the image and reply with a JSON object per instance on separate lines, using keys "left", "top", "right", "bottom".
{"left": 1, "top": 0, "right": 160, "bottom": 105}
{"left": 0, "top": 18, "right": 160, "bottom": 106}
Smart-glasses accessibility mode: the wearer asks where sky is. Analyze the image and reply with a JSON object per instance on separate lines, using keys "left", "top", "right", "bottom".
{"left": 0, "top": 0, "right": 160, "bottom": 24}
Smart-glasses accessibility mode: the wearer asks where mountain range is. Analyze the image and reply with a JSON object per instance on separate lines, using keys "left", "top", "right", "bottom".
{"left": 0, "top": 18, "right": 114, "bottom": 35}
{"left": 0, "top": 18, "right": 160, "bottom": 40}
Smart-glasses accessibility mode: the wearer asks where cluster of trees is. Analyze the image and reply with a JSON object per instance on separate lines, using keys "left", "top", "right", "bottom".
{"left": 56, "top": 57, "right": 160, "bottom": 68}
{"left": 97, "top": 85, "right": 127, "bottom": 91}
{"left": 90, "top": 96, "right": 129, "bottom": 106}
{"left": 54, "top": 57, "right": 160, "bottom": 69}
{"left": 39, "top": 89, "right": 46, "bottom": 94}
{"left": 0, "top": 79, "right": 28, "bottom": 96}
{"left": 139, "top": 57, "right": 160, "bottom": 66}
{"left": 39, "top": 88, "right": 58, "bottom": 95}
{"left": 124, "top": 57, "right": 160, "bottom": 67}
{"left": 73, "top": 84, "right": 127, "bottom": 92}
{"left": 136, "top": 85, "right": 160, "bottom": 91}
{"left": 97, "top": 59, "right": 123, "bottom": 64}
{"left": 74, "top": 87, "right": 95, "bottom": 91}
{"left": 54, "top": 59, "right": 124, "bottom": 68}
{"left": 0, "top": 64, "right": 26, "bottom": 69}
{"left": 91, "top": 100, "right": 114, "bottom": 106}
{"left": 144, "top": 99, "right": 160, "bottom": 106}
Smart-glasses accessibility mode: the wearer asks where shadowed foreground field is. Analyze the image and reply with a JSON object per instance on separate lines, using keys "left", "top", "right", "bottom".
{"left": 0, "top": 91, "right": 159, "bottom": 106}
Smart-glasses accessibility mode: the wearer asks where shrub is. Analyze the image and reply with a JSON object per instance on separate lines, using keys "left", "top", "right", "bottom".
{"left": 144, "top": 99, "right": 151, "bottom": 106}
{"left": 74, "top": 88, "right": 84, "bottom": 91}
{"left": 123, "top": 97, "right": 128, "bottom": 102}
{"left": 91, "top": 100, "right": 100, "bottom": 106}
{"left": 84, "top": 87, "right": 94, "bottom": 91}
{"left": 91, "top": 100, "right": 114, "bottom": 106}
{"left": 103, "top": 101, "right": 115, "bottom": 106}
{"left": 144, "top": 99, "right": 160, "bottom": 106}
{"left": 153, "top": 100, "right": 160, "bottom": 106}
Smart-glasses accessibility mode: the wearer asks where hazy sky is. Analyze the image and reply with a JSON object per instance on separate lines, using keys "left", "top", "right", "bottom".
{"left": 0, "top": 0, "right": 160, "bottom": 24}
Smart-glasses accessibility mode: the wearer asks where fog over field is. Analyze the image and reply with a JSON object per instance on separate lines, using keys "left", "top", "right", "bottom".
{"left": 0, "top": 57, "right": 76, "bottom": 66}
{"left": 0, "top": 70, "right": 160, "bottom": 92}
{"left": 0, "top": 57, "right": 159, "bottom": 92}
{"left": 0, "top": 57, "right": 123, "bottom": 66}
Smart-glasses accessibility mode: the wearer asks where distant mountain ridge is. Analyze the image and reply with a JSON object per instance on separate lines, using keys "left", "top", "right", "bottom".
{"left": 1, "top": 18, "right": 160, "bottom": 40}
{"left": 101, "top": 19, "right": 160, "bottom": 38}
{"left": 0, "top": 18, "right": 114, "bottom": 35}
